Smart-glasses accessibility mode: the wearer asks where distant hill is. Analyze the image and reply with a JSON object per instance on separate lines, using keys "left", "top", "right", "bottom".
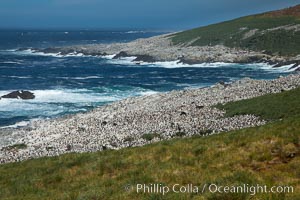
{"left": 171, "top": 4, "right": 300, "bottom": 56}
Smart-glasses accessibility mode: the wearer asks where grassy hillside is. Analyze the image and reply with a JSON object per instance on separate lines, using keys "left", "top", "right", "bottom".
{"left": 216, "top": 87, "right": 300, "bottom": 120}
{"left": 171, "top": 5, "right": 300, "bottom": 56}
{"left": 0, "top": 88, "right": 300, "bottom": 200}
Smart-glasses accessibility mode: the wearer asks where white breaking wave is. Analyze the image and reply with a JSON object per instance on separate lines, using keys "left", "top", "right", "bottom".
{"left": 57, "top": 76, "right": 103, "bottom": 80}
{"left": 10, "top": 49, "right": 92, "bottom": 58}
{"left": 32, "top": 89, "right": 119, "bottom": 103}
{"left": 136, "top": 61, "right": 297, "bottom": 72}
{"left": 0, "top": 61, "right": 22, "bottom": 64}
{"left": 0, "top": 87, "right": 158, "bottom": 127}
{"left": 0, "top": 121, "right": 30, "bottom": 129}
{"left": 0, "top": 89, "right": 117, "bottom": 114}
{"left": 6, "top": 49, "right": 298, "bottom": 72}
{"left": 105, "top": 56, "right": 137, "bottom": 65}
{"left": 101, "top": 54, "right": 116, "bottom": 59}
{"left": 248, "top": 63, "right": 298, "bottom": 73}
{"left": 103, "top": 56, "right": 298, "bottom": 72}
{"left": 143, "top": 61, "right": 233, "bottom": 68}
{"left": 139, "top": 91, "right": 159, "bottom": 96}
{"left": 3, "top": 49, "right": 18, "bottom": 52}
{"left": 13, "top": 49, "right": 63, "bottom": 57}
{"left": 125, "top": 31, "right": 146, "bottom": 34}
{"left": 1, "top": 75, "right": 32, "bottom": 79}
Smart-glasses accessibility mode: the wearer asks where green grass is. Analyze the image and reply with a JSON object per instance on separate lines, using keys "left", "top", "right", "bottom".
{"left": 216, "top": 87, "right": 300, "bottom": 120}
{"left": 171, "top": 9, "right": 300, "bottom": 56}
{"left": 0, "top": 88, "right": 299, "bottom": 200}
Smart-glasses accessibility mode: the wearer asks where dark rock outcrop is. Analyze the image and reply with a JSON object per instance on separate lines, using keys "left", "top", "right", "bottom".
{"left": 17, "top": 48, "right": 30, "bottom": 51}
{"left": 1, "top": 91, "right": 35, "bottom": 100}
{"left": 88, "top": 52, "right": 107, "bottom": 56}
{"left": 42, "top": 48, "right": 60, "bottom": 54}
{"left": 58, "top": 49, "right": 75, "bottom": 55}
{"left": 113, "top": 51, "right": 129, "bottom": 59}
{"left": 113, "top": 52, "right": 156, "bottom": 62}
{"left": 133, "top": 55, "right": 156, "bottom": 63}
{"left": 178, "top": 58, "right": 203, "bottom": 65}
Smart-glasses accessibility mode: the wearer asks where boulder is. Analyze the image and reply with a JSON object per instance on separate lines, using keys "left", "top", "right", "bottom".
{"left": 1, "top": 91, "right": 35, "bottom": 100}
{"left": 180, "top": 111, "right": 187, "bottom": 116}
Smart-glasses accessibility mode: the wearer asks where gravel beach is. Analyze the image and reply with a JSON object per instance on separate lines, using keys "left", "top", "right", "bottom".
{"left": 0, "top": 73, "right": 299, "bottom": 164}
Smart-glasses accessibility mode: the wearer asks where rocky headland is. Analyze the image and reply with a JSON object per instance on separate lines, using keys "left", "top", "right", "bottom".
{"left": 23, "top": 4, "right": 300, "bottom": 70}
{"left": 27, "top": 33, "right": 300, "bottom": 71}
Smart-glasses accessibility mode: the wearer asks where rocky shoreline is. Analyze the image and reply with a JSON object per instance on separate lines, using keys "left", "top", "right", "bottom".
{"left": 24, "top": 33, "right": 300, "bottom": 70}
{"left": 0, "top": 73, "right": 300, "bottom": 164}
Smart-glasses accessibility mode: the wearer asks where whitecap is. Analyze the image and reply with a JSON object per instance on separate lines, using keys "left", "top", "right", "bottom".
{"left": 0, "top": 61, "right": 21, "bottom": 64}
{"left": 125, "top": 31, "right": 146, "bottom": 34}
{"left": 57, "top": 76, "right": 103, "bottom": 80}
{"left": 144, "top": 61, "right": 233, "bottom": 68}
{"left": 1, "top": 49, "right": 18, "bottom": 52}
{"left": 10, "top": 49, "right": 88, "bottom": 58}
{"left": 1, "top": 76, "right": 32, "bottom": 79}
{"left": 0, "top": 87, "right": 158, "bottom": 128}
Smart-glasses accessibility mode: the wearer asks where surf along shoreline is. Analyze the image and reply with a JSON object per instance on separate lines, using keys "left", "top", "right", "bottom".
{"left": 19, "top": 32, "right": 299, "bottom": 72}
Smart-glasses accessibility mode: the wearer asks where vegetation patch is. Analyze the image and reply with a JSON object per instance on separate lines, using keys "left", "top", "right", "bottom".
{"left": 216, "top": 87, "right": 300, "bottom": 120}
{"left": 171, "top": 7, "right": 300, "bottom": 56}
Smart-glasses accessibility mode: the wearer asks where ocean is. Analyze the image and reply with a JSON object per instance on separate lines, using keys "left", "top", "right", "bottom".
{"left": 0, "top": 30, "right": 294, "bottom": 128}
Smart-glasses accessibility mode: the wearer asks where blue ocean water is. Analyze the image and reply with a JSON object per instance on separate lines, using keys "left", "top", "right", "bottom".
{"left": 0, "top": 30, "right": 293, "bottom": 127}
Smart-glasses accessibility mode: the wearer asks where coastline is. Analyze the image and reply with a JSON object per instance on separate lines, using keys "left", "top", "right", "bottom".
{"left": 1, "top": 73, "right": 299, "bottom": 164}
{"left": 29, "top": 33, "right": 300, "bottom": 70}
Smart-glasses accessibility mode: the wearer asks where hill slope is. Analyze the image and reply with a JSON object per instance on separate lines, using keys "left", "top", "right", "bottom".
{"left": 0, "top": 87, "right": 300, "bottom": 199}
{"left": 172, "top": 5, "right": 300, "bottom": 56}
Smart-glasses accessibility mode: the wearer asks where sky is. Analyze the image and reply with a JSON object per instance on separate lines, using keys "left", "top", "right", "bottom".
{"left": 0, "top": 0, "right": 299, "bottom": 30}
